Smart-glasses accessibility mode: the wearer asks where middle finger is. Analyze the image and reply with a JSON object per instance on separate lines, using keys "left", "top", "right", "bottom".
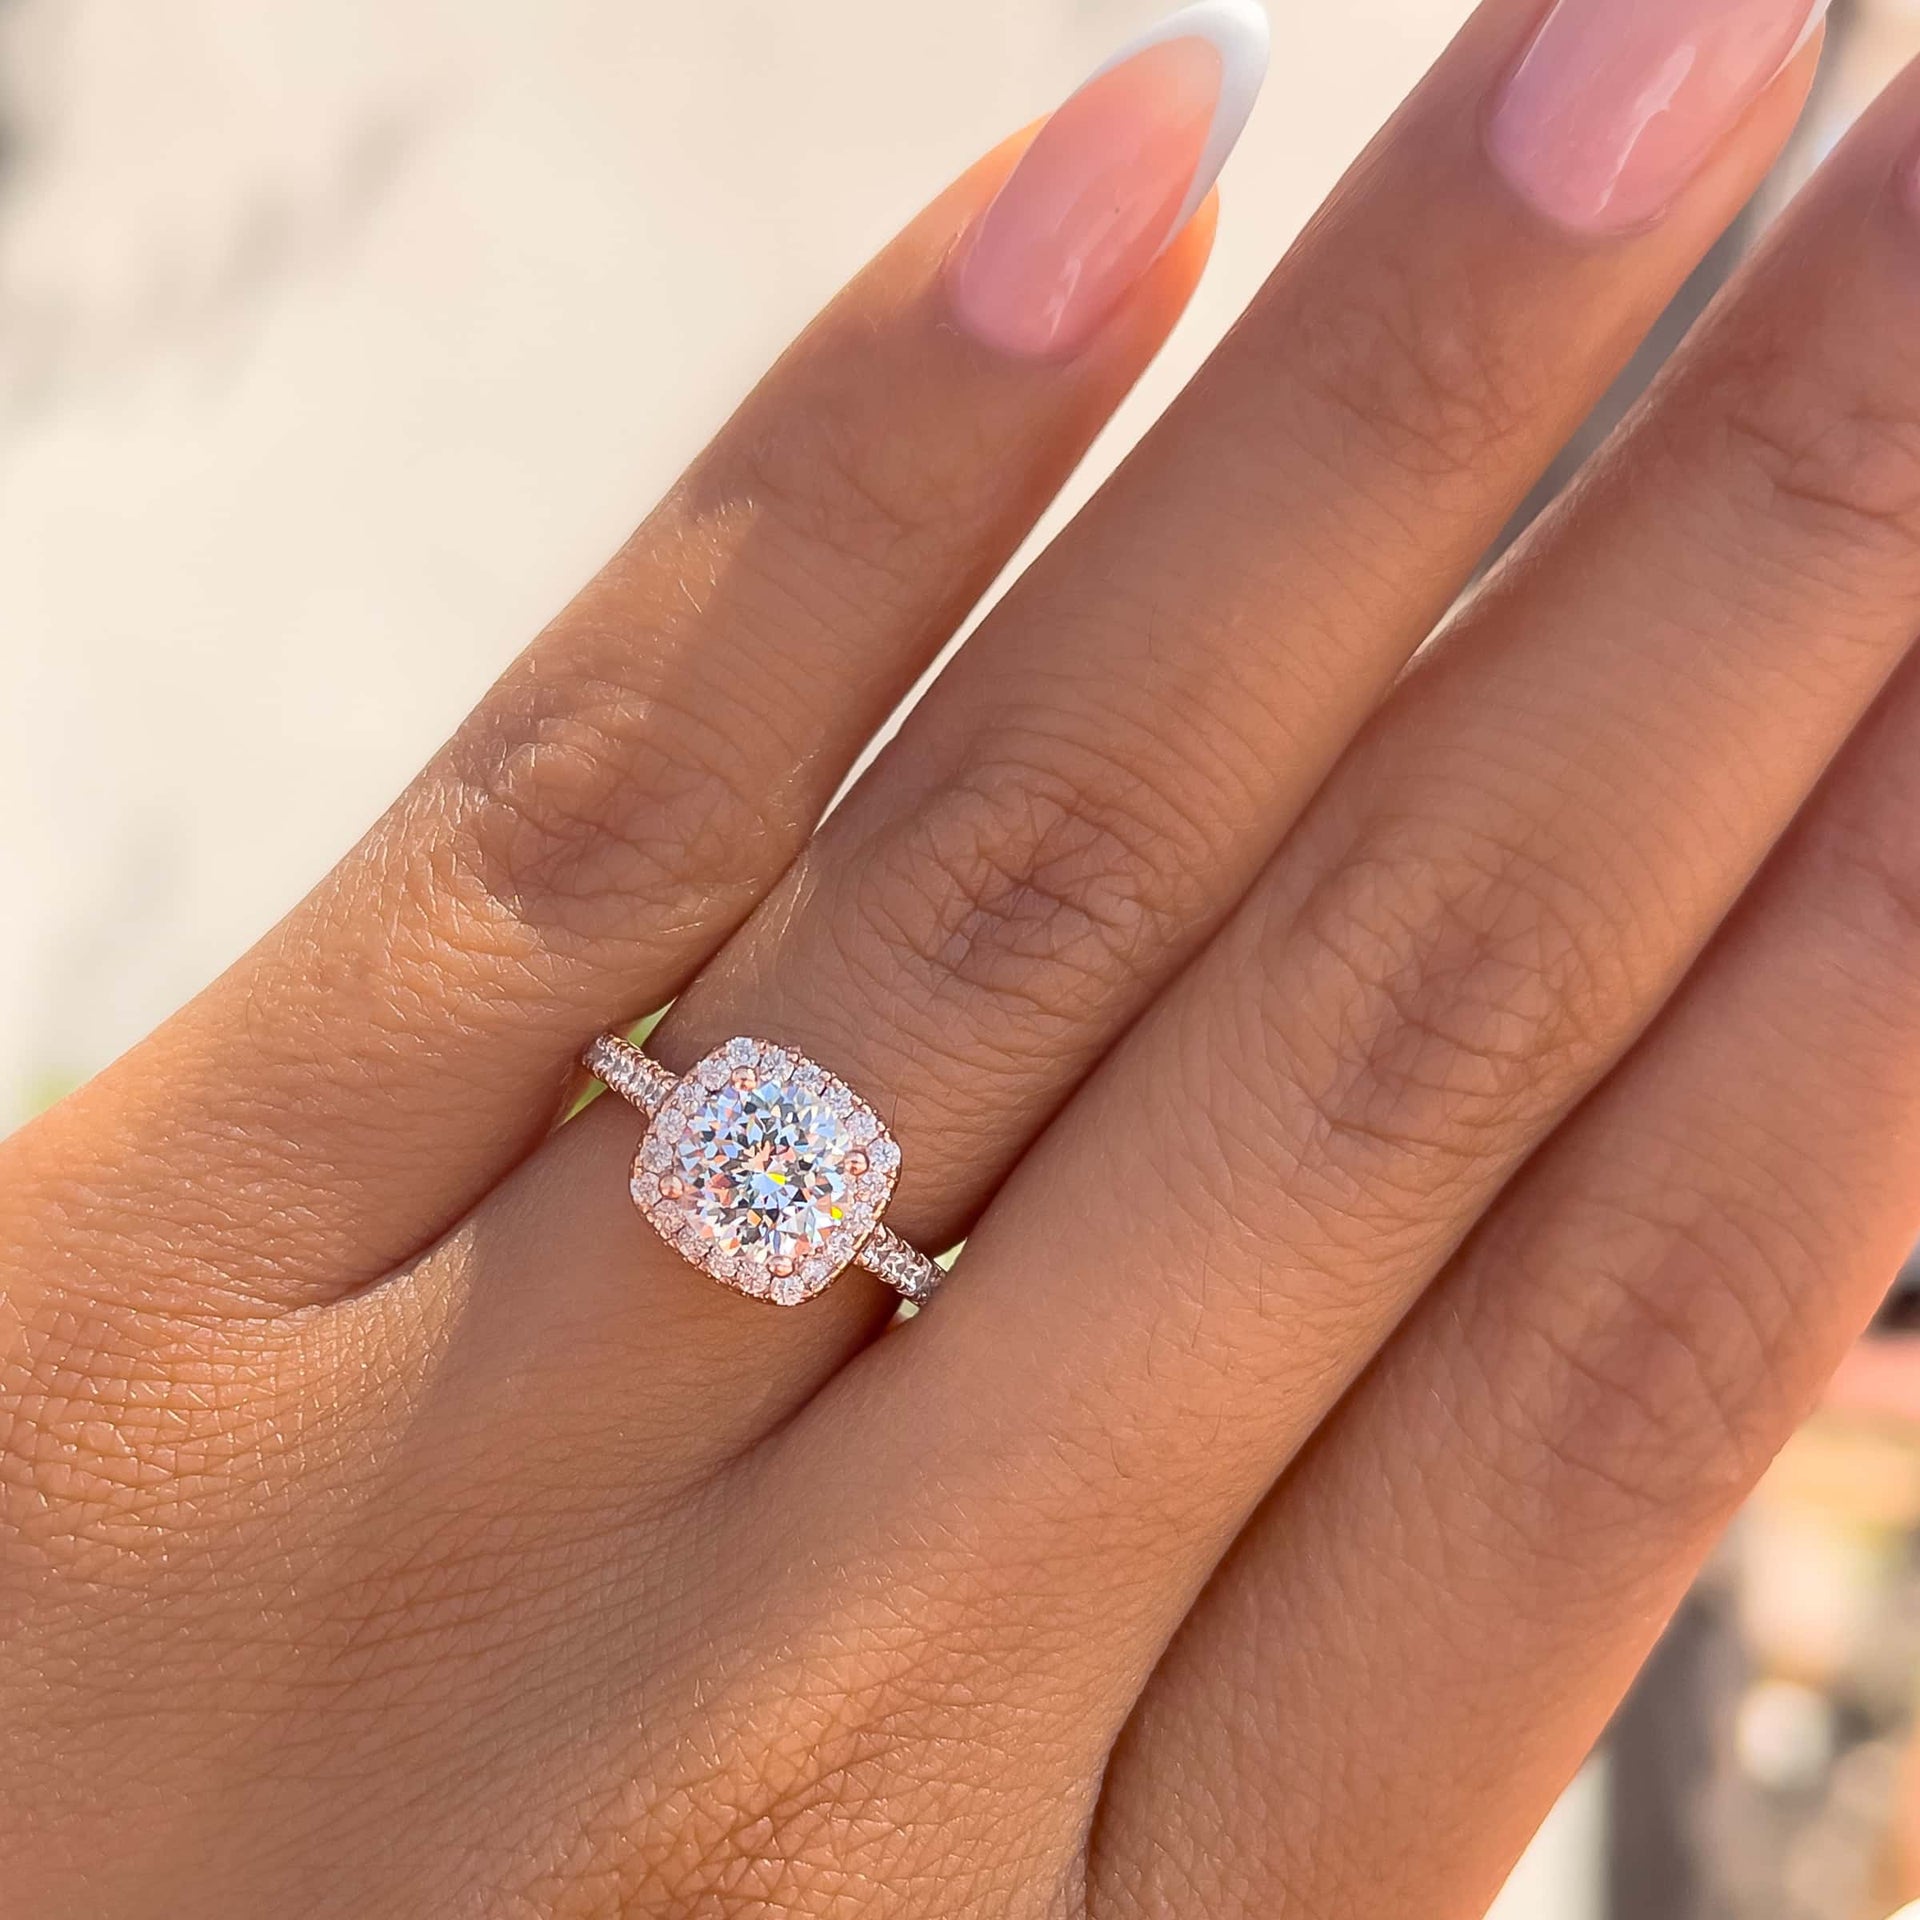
{"left": 465, "top": 0, "right": 1818, "bottom": 1454}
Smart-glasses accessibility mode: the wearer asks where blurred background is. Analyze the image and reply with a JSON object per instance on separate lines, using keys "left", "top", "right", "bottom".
{"left": 7, "top": 0, "right": 1920, "bottom": 1911}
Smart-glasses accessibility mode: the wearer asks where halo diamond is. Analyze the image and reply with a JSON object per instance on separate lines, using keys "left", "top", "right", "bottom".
{"left": 627, "top": 1037, "right": 902, "bottom": 1306}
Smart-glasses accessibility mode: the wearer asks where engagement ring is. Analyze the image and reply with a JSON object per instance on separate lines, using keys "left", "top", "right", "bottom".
{"left": 582, "top": 1034, "right": 943, "bottom": 1308}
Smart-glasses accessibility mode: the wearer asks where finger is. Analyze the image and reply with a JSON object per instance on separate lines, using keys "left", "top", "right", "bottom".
{"left": 455, "top": 0, "right": 1821, "bottom": 1466}
{"left": 1, "top": 63, "right": 1222, "bottom": 1318}
{"left": 782, "top": 27, "right": 1920, "bottom": 1733}
{"left": 1095, "top": 603, "right": 1920, "bottom": 1920}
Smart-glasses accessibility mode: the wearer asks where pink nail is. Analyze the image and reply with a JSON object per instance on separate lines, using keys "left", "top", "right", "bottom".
{"left": 947, "top": 0, "right": 1268, "bottom": 360}
{"left": 1487, "top": 0, "right": 1826, "bottom": 236}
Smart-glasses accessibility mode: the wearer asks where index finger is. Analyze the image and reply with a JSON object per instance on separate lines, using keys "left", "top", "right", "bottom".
{"left": 1, "top": 40, "right": 1237, "bottom": 1320}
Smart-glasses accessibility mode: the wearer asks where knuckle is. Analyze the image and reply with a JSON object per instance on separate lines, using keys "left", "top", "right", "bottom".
{"left": 531, "top": 1581, "right": 1050, "bottom": 1920}
{"left": 1804, "top": 771, "right": 1920, "bottom": 954}
{"left": 442, "top": 662, "right": 786, "bottom": 948}
{"left": 1288, "top": 250, "right": 1547, "bottom": 487}
{"left": 846, "top": 732, "right": 1216, "bottom": 1044}
{"left": 1712, "top": 358, "right": 1920, "bottom": 555}
{"left": 720, "top": 372, "right": 994, "bottom": 607}
{"left": 1488, "top": 1184, "right": 1818, "bottom": 1533}
{"left": 1266, "top": 809, "right": 1634, "bottom": 1206}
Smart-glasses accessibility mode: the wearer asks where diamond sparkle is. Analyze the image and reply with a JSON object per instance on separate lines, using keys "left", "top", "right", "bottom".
{"left": 601, "top": 1035, "right": 944, "bottom": 1307}
{"left": 671, "top": 1059, "right": 860, "bottom": 1268}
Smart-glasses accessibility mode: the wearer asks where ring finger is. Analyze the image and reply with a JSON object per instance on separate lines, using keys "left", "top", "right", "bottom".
{"left": 451, "top": 0, "right": 1821, "bottom": 1464}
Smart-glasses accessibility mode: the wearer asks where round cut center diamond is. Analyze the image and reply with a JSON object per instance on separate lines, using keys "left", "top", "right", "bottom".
{"left": 675, "top": 1070, "right": 854, "bottom": 1265}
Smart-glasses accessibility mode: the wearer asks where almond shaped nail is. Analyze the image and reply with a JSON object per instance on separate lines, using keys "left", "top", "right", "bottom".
{"left": 948, "top": 0, "right": 1270, "bottom": 359}
{"left": 1486, "top": 0, "right": 1827, "bottom": 237}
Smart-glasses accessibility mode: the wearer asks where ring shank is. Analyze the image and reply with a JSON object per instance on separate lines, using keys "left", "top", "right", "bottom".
{"left": 581, "top": 1033, "right": 946, "bottom": 1305}
{"left": 583, "top": 1033, "right": 677, "bottom": 1116}
{"left": 854, "top": 1224, "right": 943, "bottom": 1305}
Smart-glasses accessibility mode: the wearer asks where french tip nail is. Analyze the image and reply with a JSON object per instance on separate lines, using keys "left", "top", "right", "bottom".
{"left": 1777, "top": 0, "right": 1833, "bottom": 80}
{"left": 947, "top": 0, "right": 1266, "bottom": 357}
{"left": 1093, "top": 1, "right": 1273, "bottom": 234}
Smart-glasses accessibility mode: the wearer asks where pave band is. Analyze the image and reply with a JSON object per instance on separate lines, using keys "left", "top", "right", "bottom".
{"left": 583, "top": 1033, "right": 943, "bottom": 1308}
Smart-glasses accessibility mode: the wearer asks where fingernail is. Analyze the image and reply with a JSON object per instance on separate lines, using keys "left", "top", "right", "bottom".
{"left": 1486, "top": 0, "right": 1827, "bottom": 236}
{"left": 947, "top": 0, "right": 1269, "bottom": 359}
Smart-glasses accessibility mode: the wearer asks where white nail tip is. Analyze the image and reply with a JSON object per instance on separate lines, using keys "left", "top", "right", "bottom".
{"left": 1779, "top": 0, "right": 1832, "bottom": 78}
{"left": 1085, "top": 0, "right": 1272, "bottom": 238}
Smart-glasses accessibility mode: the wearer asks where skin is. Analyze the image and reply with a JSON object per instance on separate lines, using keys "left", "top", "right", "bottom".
{"left": 9, "top": 1, "right": 1920, "bottom": 1912}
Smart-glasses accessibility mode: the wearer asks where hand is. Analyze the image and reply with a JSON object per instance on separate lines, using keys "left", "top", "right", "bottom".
{"left": 5, "top": 0, "right": 1911, "bottom": 1913}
